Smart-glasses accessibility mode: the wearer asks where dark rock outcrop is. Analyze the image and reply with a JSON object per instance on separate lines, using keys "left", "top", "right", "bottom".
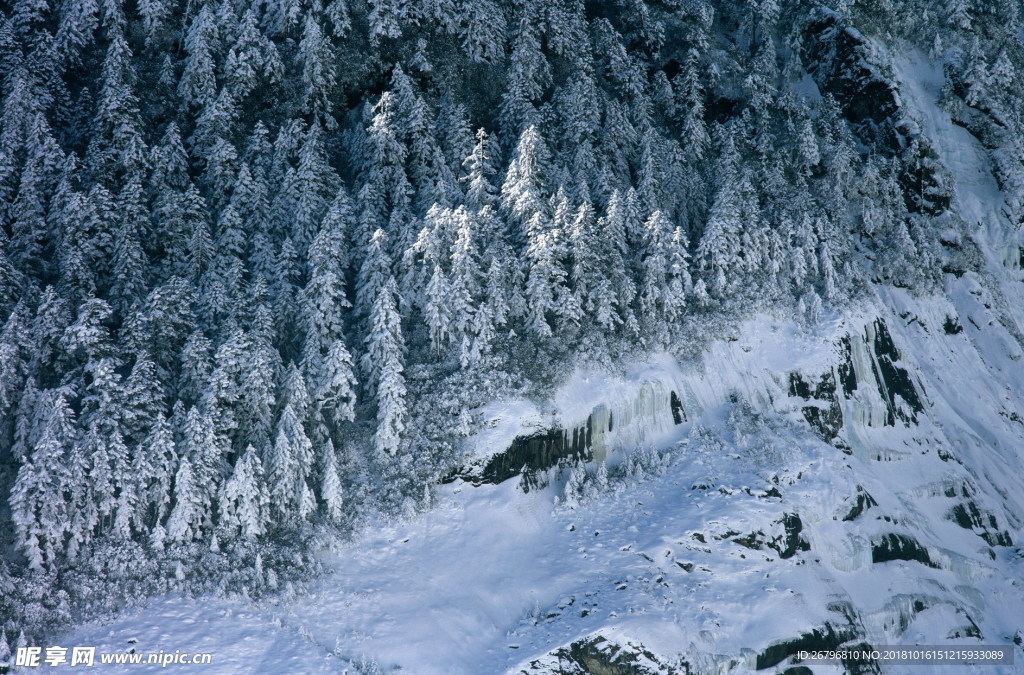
{"left": 789, "top": 370, "right": 844, "bottom": 441}
{"left": 519, "top": 634, "right": 691, "bottom": 674}
{"left": 792, "top": 318, "right": 926, "bottom": 443}
{"left": 801, "top": 7, "right": 951, "bottom": 215}
{"left": 449, "top": 388, "right": 686, "bottom": 487}
{"left": 949, "top": 500, "right": 1013, "bottom": 547}
{"left": 444, "top": 421, "right": 594, "bottom": 487}
{"left": 869, "top": 320, "right": 925, "bottom": 425}
{"left": 769, "top": 513, "right": 811, "bottom": 559}
{"left": 755, "top": 623, "right": 858, "bottom": 670}
{"left": 871, "top": 534, "right": 938, "bottom": 568}
{"left": 841, "top": 487, "right": 878, "bottom": 521}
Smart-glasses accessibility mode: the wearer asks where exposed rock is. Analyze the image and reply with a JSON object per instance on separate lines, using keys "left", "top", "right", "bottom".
{"left": 769, "top": 513, "right": 811, "bottom": 560}
{"left": 801, "top": 7, "right": 951, "bottom": 215}
{"left": 487, "top": 426, "right": 594, "bottom": 486}
{"left": 448, "top": 383, "right": 685, "bottom": 486}
{"left": 949, "top": 500, "right": 1013, "bottom": 547}
{"left": 869, "top": 320, "right": 925, "bottom": 425}
{"left": 789, "top": 371, "right": 843, "bottom": 441}
{"left": 670, "top": 391, "right": 685, "bottom": 425}
{"left": 755, "top": 622, "right": 859, "bottom": 670}
{"left": 518, "top": 634, "right": 690, "bottom": 675}
{"left": 789, "top": 319, "right": 927, "bottom": 441}
{"left": 841, "top": 487, "right": 878, "bottom": 522}
{"left": 837, "top": 319, "right": 926, "bottom": 428}
{"left": 837, "top": 336, "right": 858, "bottom": 397}
{"left": 871, "top": 534, "right": 938, "bottom": 568}
{"left": 445, "top": 419, "right": 594, "bottom": 486}
{"left": 733, "top": 531, "right": 765, "bottom": 550}
{"left": 801, "top": 9, "right": 900, "bottom": 149}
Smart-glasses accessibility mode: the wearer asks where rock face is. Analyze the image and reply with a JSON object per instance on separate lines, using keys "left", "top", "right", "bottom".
{"left": 871, "top": 533, "right": 938, "bottom": 568}
{"left": 866, "top": 320, "right": 926, "bottom": 424}
{"left": 801, "top": 7, "right": 952, "bottom": 215}
{"left": 756, "top": 623, "right": 860, "bottom": 671}
{"left": 789, "top": 318, "right": 926, "bottom": 445}
{"left": 948, "top": 498, "right": 1013, "bottom": 548}
{"left": 801, "top": 9, "right": 901, "bottom": 149}
{"left": 771, "top": 513, "right": 811, "bottom": 560}
{"left": 450, "top": 382, "right": 691, "bottom": 486}
{"left": 457, "top": 316, "right": 931, "bottom": 488}
{"left": 480, "top": 425, "right": 595, "bottom": 486}
{"left": 841, "top": 486, "right": 878, "bottom": 521}
{"left": 454, "top": 312, "right": 935, "bottom": 494}
{"left": 444, "top": 416, "right": 595, "bottom": 486}
{"left": 456, "top": 313, "right": 931, "bottom": 493}
{"left": 788, "top": 370, "right": 844, "bottom": 442}
{"left": 517, "top": 634, "right": 691, "bottom": 675}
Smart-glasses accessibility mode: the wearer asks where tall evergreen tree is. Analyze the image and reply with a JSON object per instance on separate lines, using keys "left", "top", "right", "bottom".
{"left": 299, "top": 15, "right": 337, "bottom": 126}
{"left": 361, "top": 272, "right": 406, "bottom": 459}
{"left": 9, "top": 394, "right": 77, "bottom": 571}
{"left": 219, "top": 445, "right": 267, "bottom": 539}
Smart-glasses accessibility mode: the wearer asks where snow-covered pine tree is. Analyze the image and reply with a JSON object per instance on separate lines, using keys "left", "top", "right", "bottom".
{"left": 524, "top": 212, "right": 568, "bottom": 338}
{"left": 219, "top": 445, "right": 267, "bottom": 539}
{"left": 317, "top": 339, "right": 358, "bottom": 428}
{"left": 9, "top": 394, "right": 77, "bottom": 571}
{"left": 166, "top": 457, "right": 204, "bottom": 543}
{"left": 225, "top": 10, "right": 283, "bottom": 102}
{"left": 178, "top": 5, "right": 219, "bottom": 109}
{"left": 501, "top": 125, "right": 550, "bottom": 241}
{"left": 361, "top": 273, "right": 407, "bottom": 459}
{"left": 695, "top": 133, "right": 743, "bottom": 299}
{"left": 299, "top": 16, "right": 337, "bottom": 127}
{"left": 499, "top": 12, "right": 550, "bottom": 134}
{"left": 137, "top": 413, "right": 177, "bottom": 531}
{"left": 318, "top": 439, "right": 345, "bottom": 525}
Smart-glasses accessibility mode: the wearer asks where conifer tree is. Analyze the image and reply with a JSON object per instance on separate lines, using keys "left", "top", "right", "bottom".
{"left": 9, "top": 394, "right": 77, "bottom": 571}
{"left": 225, "top": 10, "right": 283, "bottom": 102}
{"left": 362, "top": 273, "right": 407, "bottom": 458}
{"left": 167, "top": 457, "right": 203, "bottom": 543}
{"left": 318, "top": 439, "right": 345, "bottom": 524}
{"left": 317, "top": 339, "right": 358, "bottom": 427}
{"left": 219, "top": 445, "right": 267, "bottom": 539}
{"left": 696, "top": 136, "right": 743, "bottom": 298}
{"left": 178, "top": 5, "right": 219, "bottom": 109}
{"left": 463, "top": 128, "right": 499, "bottom": 210}
{"left": 299, "top": 16, "right": 337, "bottom": 126}
{"left": 499, "top": 15, "right": 549, "bottom": 133}
{"left": 524, "top": 213, "right": 568, "bottom": 338}
{"left": 501, "top": 125, "right": 550, "bottom": 235}
{"left": 138, "top": 413, "right": 177, "bottom": 530}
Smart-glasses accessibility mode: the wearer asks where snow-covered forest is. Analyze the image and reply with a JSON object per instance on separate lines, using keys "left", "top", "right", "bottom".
{"left": 1, "top": 0, "right": 1023, "bottom": 656}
